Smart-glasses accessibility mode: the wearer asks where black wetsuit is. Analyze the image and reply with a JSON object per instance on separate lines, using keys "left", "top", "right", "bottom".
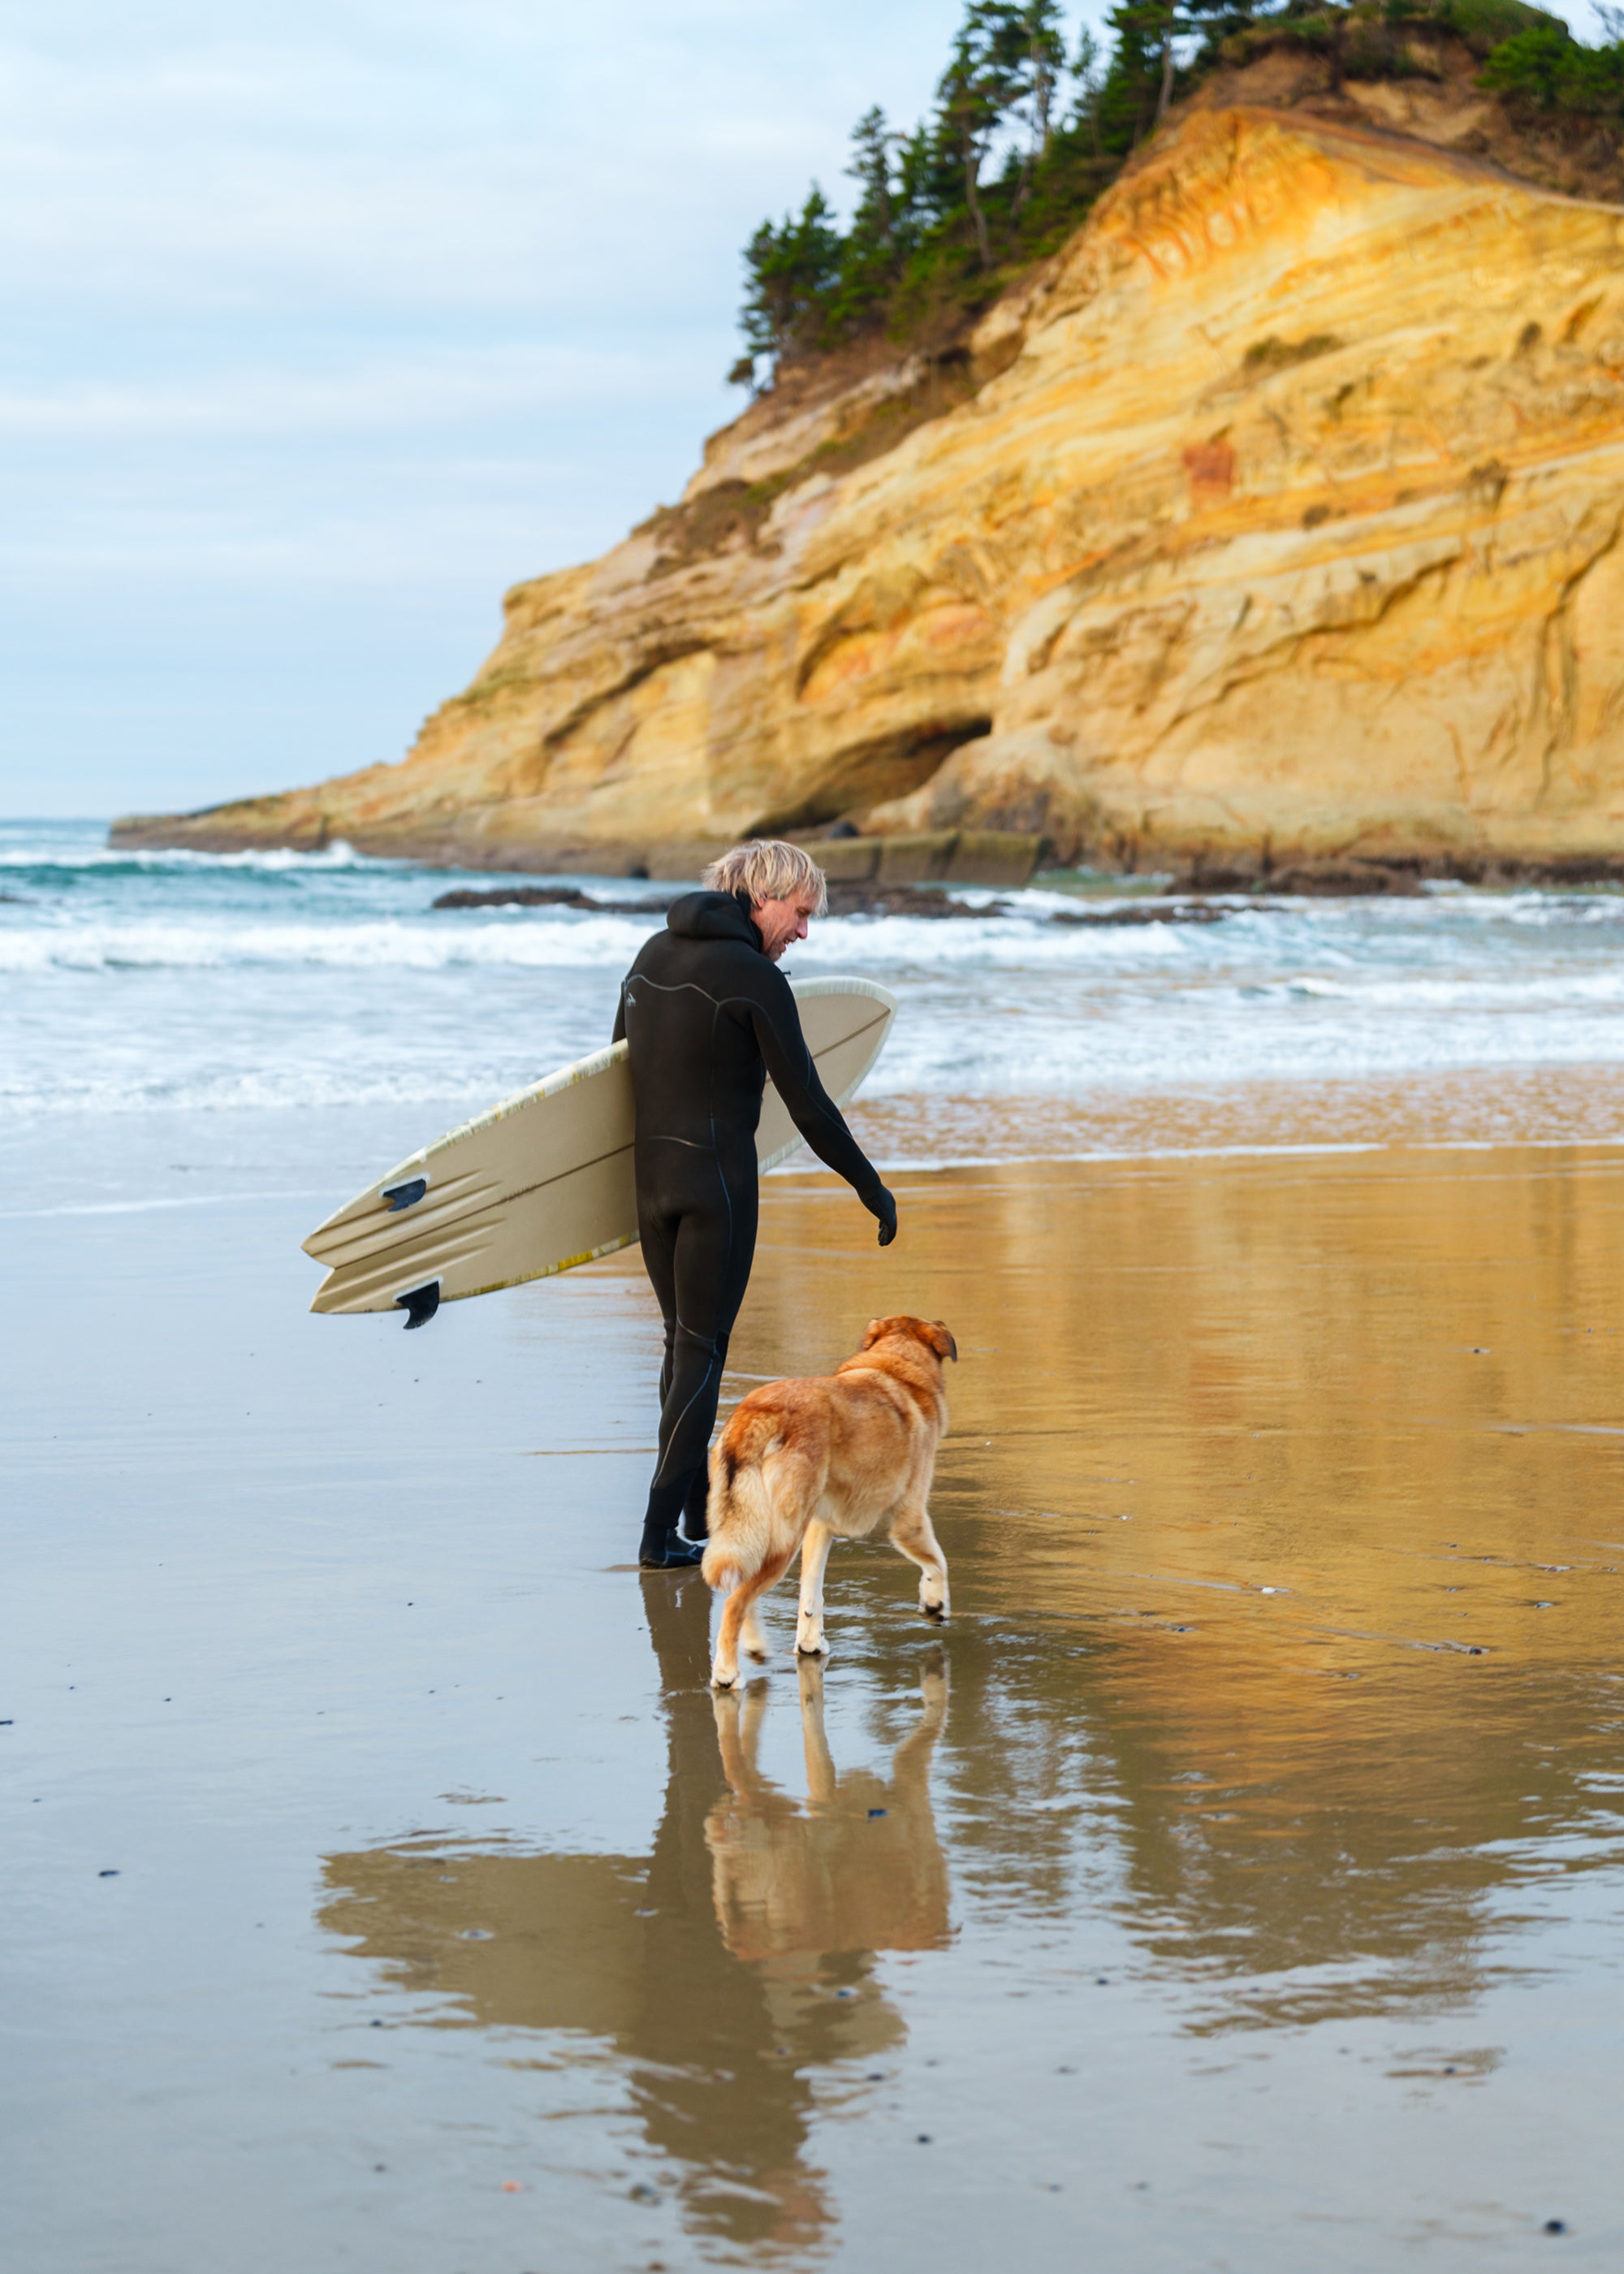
{"left": 613, "top": 891, "right": 895, "bottom": 1561}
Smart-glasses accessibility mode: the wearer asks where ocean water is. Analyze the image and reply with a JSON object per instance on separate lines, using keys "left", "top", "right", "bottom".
{"left": 7, "top": 816, "right": 1624, "bottom": 1174}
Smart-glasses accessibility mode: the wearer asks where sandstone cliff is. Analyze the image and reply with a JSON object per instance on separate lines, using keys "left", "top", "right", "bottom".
{"left": 116, "top": 102, "right": 1624, "bottom": 873}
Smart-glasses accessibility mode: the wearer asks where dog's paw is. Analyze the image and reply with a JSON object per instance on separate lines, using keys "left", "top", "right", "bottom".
{"left": 795, "top": 1632, "right": 830, "bottom": 1658}
{"left": 711, "top": 1665, "right": 740, "bottom": 1691}
{"left": 745, "top": 1644, "right": 771, "bottom": 1665}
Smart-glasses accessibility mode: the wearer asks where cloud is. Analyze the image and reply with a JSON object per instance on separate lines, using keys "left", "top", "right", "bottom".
{"left": 0, "top": 2, "right": 972, "bottom": 317}
{"left": 0, "top": 340, "right": 719, "bottom": 441}
{"left": 1, "top": 0, "right": 1592, "bottom": 815}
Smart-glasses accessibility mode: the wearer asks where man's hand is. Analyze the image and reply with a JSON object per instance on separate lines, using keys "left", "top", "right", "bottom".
{"left": 873, "top": 1187, "right": 898, "bottom": 1247}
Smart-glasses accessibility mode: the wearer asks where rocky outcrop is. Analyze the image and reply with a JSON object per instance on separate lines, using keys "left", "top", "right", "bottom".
{"left": 116, "top": 103, "right": 1624, "bottom": 874}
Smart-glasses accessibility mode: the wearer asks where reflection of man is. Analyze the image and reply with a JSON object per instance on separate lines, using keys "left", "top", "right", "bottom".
{"left": 614, "top": 841, "right": 897, "bottom": 1570}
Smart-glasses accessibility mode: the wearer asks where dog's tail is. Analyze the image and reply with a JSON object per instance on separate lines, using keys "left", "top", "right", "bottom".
{"left": 701, "top": 1407, "right": 782, "bottom": 1594}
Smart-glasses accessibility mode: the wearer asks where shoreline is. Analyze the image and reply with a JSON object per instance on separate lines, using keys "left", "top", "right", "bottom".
{"left": 10, "top": 1064, "right": 1624, "bottom": 1225}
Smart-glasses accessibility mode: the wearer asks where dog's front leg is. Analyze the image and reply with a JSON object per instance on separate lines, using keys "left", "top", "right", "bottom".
{"left": 796, "top": 1521, "right": 834, "bottom": 1658}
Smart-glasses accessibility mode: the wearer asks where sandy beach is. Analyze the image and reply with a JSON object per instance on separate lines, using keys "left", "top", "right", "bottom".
{"left": 22, "top": 0, "right": 1624, "bottom": 2252}
{"left": 8, "top": 1105, "right": 1624, "bottom": 2269}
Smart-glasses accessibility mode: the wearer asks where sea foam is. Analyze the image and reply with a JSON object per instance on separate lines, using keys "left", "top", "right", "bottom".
{"left": 10, "top": 821, "right": 1624, "bottom": 1123}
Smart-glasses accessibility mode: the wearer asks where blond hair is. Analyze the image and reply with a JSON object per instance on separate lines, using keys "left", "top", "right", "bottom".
{"left": 702, "top": 839, "right": 828, "bottom": 915}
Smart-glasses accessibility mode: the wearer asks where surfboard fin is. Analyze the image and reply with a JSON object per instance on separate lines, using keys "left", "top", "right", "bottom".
{"left": 381, "top": 1176, "right": 428, "bottom": 1213}
{"left": 395, "top": 1282, "right": 441, "bottom": 1329}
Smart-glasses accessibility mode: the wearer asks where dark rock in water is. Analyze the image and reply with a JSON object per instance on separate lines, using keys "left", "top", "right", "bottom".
{"left": 1446, "top": 854, "right": 1624, "bottom": 888}
{"left": 827, "top": 882, "right": 1235, "bottom": 925}
{"left": 1271, "top": 862, "right": 1423, "bottom": 897}
{"left": 1176, "top": 858, "right": 1421, "bottom": 897}
{"left": 823, "top": 882, "right": 997, "bottom": 919}
{"left": 1175, "top": 851, "right": 1624, "bottom": 896}
{"left": 1175, "top": 861, "right": 1268, "bottom": 893}
{"left": 431, "top": 884, "right": 675, "bottom": 914}
{"left": 433, "top": 877, "right": 1239, "bottom": 926}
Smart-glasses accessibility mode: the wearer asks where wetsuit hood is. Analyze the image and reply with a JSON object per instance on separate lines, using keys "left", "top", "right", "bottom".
{"left": 665, "top": 889, "right": 763, "bottom": 951}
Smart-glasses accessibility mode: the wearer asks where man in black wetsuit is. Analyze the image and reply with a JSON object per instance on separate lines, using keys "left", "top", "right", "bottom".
{"left": 613, "top": 840, "right": 896, "bottom": 1570}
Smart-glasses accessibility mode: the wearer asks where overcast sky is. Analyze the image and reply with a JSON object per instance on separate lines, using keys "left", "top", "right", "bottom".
{"left": 0, "top": 1, "right": 1600, "bottom": 819}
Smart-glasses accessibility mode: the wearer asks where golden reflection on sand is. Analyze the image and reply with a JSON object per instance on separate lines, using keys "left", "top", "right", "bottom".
{"left": 317, "top": 1582, "right": 952, "bottom": 2255}
{"left": 318, "top": 1142, "right": 1624, "bottom": 2240}
{"left": 731, "top": 1143, "right": 1624, "bottom": 2025}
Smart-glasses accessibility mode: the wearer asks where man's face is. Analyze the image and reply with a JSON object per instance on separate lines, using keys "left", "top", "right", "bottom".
{"left": 752, "top": 891, "right": 818, "bottom": 962}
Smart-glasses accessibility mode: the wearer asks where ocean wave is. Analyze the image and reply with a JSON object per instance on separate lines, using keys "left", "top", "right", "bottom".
{"left": 15, "top": 992, "right": 1624, "bottom": 1119}
{"left": 14, "top": 819, "right": 1624, "bottom": 1126}
{"left": 0, "top": 1063, "right": 500, "bottom": 1118}
{"left": 0, "top": 908, "right": 1229, "bottom": 974}
{"left": 8, "top": 907, "right": 1622, "bottom": 985}
{"left": 1281, "top": 966, "right": 1624, "bottom": 1009}
{"left": 0, "top": 837, "right": 374, "bottom": 872}
{"left": 0, "top": 913, "right": 663, "bottom": 971}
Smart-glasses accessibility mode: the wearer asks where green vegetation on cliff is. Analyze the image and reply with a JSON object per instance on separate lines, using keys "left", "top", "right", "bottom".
{"left": 732, "top": 0, "right": 1605, "bottom": 386}
{"left": 1479, "top": 5, "right": 1624, "bottom": 115}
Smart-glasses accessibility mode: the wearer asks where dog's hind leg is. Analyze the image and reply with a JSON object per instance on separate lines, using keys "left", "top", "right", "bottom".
{"left": 741, "top": 1590, "right": 771, "bottom": 1667}
{"left": 795, "top": 1521, "right": 834, "bottom": 1658}
{"left": 888, "top": 1499, "right": 949, "bottom": 1621}
{"left": 711, "top": 1550, "right": 793, "bottom": 1689}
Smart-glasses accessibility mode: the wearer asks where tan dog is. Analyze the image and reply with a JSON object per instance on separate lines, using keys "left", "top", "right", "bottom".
{"left": 701, "top": 1315, "right": 957, "bottom": 1689}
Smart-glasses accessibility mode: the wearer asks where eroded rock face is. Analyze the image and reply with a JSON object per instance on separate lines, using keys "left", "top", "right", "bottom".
{"left": 115, "top": 106, "right": 1624, "bottom": 871}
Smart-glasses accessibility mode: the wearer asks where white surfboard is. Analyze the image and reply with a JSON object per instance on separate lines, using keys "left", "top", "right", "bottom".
{"left": 302, "top": 976, "right": 896, "bottom": 1324}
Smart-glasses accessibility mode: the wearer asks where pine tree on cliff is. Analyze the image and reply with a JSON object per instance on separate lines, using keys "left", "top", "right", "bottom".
{"left": 827, "top": 106, "right": 905, "bottom": 334}
{"left": 731, "top": 0, "right": 1609, "bottom": 389}
{"left": 734, "top": 0, "right": 1083, "bottom": 381}
{"left": 1097, "top": 1, "right": 1176, "bottom": 150}
{"left": 739, "top": 188, "right": 842, "bottom": 373}
{"left": 1006, "top": 3, "right": 1070, "bottom": 222}
{"left": 936, "top": 5, "right": 1038, "bottom": 269}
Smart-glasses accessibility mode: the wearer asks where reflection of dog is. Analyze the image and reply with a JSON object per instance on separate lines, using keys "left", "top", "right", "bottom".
{"left": 701, "top": 1316, "right": 957, "bottom": 1689}
{"left": 707, "top": 1654, "right": 950, "bottom": 1962}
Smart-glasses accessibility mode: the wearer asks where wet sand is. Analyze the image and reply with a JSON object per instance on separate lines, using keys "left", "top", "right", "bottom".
{"left": 7, "top": 1130, "right": 1624, "bottom": 2268}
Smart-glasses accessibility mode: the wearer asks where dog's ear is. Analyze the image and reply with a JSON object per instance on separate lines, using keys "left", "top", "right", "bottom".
{"left": 926, "top": 1320, "right": 957, "bottom": 1363}
{"left": 860, "top": 1317, "right": 884, "bottom": 1350}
